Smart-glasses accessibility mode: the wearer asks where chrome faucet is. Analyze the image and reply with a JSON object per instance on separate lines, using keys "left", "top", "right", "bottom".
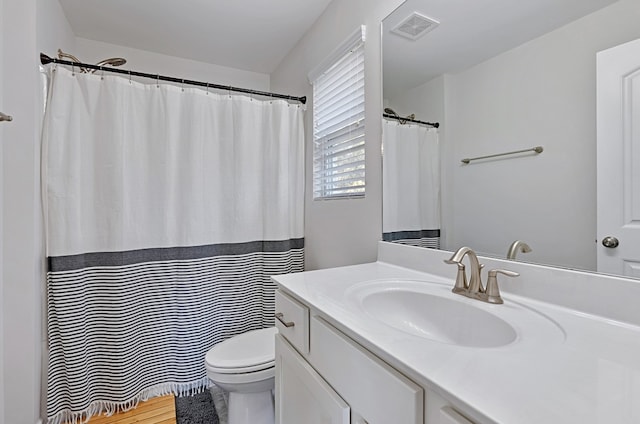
{"left": 507, "top": 240, "right": 532, "bottom": 260}
{"left": 444, "top": 247, "right": 483, "bottom": 294}
{"left": 445, "top": 246, "right": 519, "bottom": 304}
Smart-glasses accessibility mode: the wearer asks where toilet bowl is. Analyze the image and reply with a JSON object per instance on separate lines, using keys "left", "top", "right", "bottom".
{"left": 205, "top": 327, "right": 278, "bottom": 424}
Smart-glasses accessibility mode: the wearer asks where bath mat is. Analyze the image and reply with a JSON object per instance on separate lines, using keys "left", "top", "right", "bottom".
{"left": 175, "top": 391, "right": 220, "bottom": 424}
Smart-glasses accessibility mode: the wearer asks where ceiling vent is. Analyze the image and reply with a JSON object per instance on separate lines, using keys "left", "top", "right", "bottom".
{"left": 390, "top": 12, "right": 439, "bottom": 41}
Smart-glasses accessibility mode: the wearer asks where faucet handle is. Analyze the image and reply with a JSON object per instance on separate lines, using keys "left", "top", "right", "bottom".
{"left": 485, "top": 269, "right": 519, "bottom": 304}
{"left": 444, "top": 258, "right": 470, "bottom": 293}
{"left": 444, "top": 259, "right": 468, "bottom": 292}
{"left": 452, "top": 263, "right": 468, "bottom": 293}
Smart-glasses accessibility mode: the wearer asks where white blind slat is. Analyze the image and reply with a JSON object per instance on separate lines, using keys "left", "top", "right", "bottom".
{"left": 313, "top": 156, "right": 365, "bottom": 173}
{"left": 315, "top": 59, "right": 364, "bottom": 97}
{"left": 314, "top": 88, "right": 365, "bottom": 124}
{"left": 315, "top": 125, "right": 364, "bottom": 150}
{"left": 316, "top": 143, "right": 364, "bottom": 164}
{"left": 314, "top": 111, "right": 365, "bottom": 142}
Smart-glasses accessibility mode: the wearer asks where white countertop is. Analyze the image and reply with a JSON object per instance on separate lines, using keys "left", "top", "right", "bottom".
{"left": 273, "top": 249, "right": 640, "bottom": 424}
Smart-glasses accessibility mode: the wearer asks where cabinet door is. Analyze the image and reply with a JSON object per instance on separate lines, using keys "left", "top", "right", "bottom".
{"left": 309, "top": 317, "right": 423, "bottom": 424}
{"left": 275, "top": 334, "right": 350, "bottom": 424}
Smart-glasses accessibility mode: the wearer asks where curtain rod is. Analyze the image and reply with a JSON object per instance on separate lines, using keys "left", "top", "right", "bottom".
{"left": 383, "top": 113, "right": 439, "bottom": 128}
{"left": 40, "top": 53, "right": 307, "bottom": 105}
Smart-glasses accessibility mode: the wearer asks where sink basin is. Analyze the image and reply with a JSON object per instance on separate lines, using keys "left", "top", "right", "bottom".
{"left": 346, "top": 279, "right": 563, "bottom": 348}
{"left": 360, "top": 288, "right": 516, "bottom": 347}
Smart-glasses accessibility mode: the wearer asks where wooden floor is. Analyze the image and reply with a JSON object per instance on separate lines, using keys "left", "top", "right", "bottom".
{"left": 86, "top": 395, "right": 176, "bottom": 424}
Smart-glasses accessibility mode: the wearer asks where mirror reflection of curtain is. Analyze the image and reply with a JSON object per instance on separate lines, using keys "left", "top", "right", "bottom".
{"left": 382, "top": 119, "right": 440, "bottom": 248}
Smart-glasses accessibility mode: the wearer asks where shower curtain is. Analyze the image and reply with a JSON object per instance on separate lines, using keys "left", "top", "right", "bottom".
{"left": 382, "top": 119, "right": 440, "bottom": 248}
{"left": 42, "top": 67, "right": 304, "bottom": 423}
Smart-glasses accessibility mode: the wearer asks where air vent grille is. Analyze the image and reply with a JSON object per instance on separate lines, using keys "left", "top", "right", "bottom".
{"left": 391, "top": 12, "right": 439, "bottom": 41}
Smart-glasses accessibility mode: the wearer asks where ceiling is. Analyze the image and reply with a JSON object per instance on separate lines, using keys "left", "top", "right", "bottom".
{"left": 383, "top": 0, "right": 619, "bottom": 98}
{"left": 58, "top": 0, "right": 333, "bottom": 74}
{"left": 58, "top": 0, "right": 620, "bottom": 84}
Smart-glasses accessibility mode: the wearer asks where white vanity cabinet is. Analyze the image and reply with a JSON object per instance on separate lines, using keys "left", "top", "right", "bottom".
{"left": 275, "top": 334, "right": 350, "bottom": 423}
{"left": 275, "top": 289, "right": 475, "bottom": 424}
{"left": 308, "top": 316, "right": 423, "bottom": 423}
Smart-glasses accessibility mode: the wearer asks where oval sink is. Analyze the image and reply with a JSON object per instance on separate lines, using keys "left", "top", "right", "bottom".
{"left": 360, "top": 289, "right": 517, "bottom": 347}
{"left": 346, "top": 279, "right": 563, "bottom": 348}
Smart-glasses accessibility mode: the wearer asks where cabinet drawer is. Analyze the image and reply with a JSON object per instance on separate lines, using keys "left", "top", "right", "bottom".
{"left": 309, "top": 316, "right": 424, "bottom": 424}
{"left": 275, "top": 290, "right": 309, "bottom": 354}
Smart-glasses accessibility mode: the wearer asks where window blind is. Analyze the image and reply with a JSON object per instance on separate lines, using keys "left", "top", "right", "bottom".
{"left": 311, "top": 27, "right": 366, "bottom": 199}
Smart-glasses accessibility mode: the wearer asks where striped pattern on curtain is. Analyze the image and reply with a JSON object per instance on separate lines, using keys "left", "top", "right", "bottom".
{"left": 47, "top": 240, "right": 303, "bottom": 423}
{"left": 382, "top": 230, "right": 440, "bottom": 249}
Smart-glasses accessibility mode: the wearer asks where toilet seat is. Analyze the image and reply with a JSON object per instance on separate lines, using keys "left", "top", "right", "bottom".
{"left": 207, "top": 359, "right": 274, "bottom": 374}
{"left": 205, "top": 327, "right": 277, "bottom": 424}
{"left": 205, "top": 327, "right": 277, "bottom": 374}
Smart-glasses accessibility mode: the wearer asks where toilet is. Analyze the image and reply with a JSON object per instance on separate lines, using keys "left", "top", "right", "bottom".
{"left": 205, "top": 327, "right": 278, "bottom": 424}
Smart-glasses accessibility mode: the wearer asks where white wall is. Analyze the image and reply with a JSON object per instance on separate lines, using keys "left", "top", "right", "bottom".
{"left": 35, "top": 2, "right": 77, "bottom": 419}
{"left": 271, "top": 0, "right": 404, "bottom": 270}
{"left": 0, "top": 0, "right": 5, "bottom": 420}
{"left": 2, "top": 2, "right": 76, "bottom": 423}
{"left": 2, "top": 0, "right": 48, "bottom": 422}
{"left": 37, "top": 0, "right": 76, "bottom": 59}
{"left": 387, "top": 0, "right": 640, "bottom": 271}
{"left": 386, "top": 75, "right": 446, "bottom": 127}
{"left": 74, "top": 38, "right": 270, "bottom": 92}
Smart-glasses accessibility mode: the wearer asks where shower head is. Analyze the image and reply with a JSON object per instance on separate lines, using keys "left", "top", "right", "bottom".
{"left": 96, "top": 57, "right": 127, "bottom": 67}
{"left": 384, "top": 108, "right": 416, "bottom": 124}
{"left": 56, "top": 49, "right": 127, "bottom": 73}
{"left": 384, "top": 107, "right": 398, "bottom": 116}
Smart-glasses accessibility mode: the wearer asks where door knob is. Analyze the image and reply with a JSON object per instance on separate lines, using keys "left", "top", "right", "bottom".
{"left": 0, "top": 112, "right": 12, "bottom": 122}
{"left": 602, "top": 236, "right": 619, "bottom": 248}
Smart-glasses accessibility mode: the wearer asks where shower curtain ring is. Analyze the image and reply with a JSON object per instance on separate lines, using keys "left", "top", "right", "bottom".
{"left": 71, "top": 63, "right": 75, "bottom": 76}
{"left": 181, "top": 79, "right": 185, "bottom": 92}
{"left": 206, "top": 83, "right": 209, "bottom": 95}
{"left": 100, "top": 66, "right": 104, "bottom": 80}
{"left": 129, "top": 71, "right": 132, "bottom": 84}
{"left": 228, "top": 87, "right": 232, "bottom": 99}
{"left": 156, "top": 74, "right": 159, "bottom": 88}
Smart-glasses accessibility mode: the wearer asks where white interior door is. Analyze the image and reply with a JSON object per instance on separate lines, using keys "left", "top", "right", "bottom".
{"left": 597, "top": 37, "right": 640, "bottom": 277}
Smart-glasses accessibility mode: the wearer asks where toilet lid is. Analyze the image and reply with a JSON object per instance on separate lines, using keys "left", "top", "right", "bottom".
{"left": 205, "top": 327, "right": 278, "bottom": 373}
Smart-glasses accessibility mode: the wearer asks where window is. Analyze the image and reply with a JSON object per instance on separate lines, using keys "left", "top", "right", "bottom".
{"left": 309, "top": 26, "right": 366, "bottom": 199}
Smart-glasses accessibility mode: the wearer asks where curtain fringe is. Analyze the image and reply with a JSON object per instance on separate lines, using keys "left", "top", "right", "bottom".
{"left": 46, "top": 378, "right": 210, "bottom": 424}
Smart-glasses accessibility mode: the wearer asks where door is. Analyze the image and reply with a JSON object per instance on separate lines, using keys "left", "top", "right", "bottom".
{"left": 597, "top": 37, "right": 640, "bottom": 276}
{"left": 275, "top": 335, "right": 349, "bottom": 424}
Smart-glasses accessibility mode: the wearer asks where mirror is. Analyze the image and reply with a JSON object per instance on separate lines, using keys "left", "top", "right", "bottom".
{"left": 382, "top": 0, "right": 640, "bottom": 277}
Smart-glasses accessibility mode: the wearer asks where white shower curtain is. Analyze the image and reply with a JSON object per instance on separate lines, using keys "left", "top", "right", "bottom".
{"left": 42, "top": 67, "right": 304, "bottom": 423}
{"left": 382, "top": 119, "right": 440, "bottom": 248}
